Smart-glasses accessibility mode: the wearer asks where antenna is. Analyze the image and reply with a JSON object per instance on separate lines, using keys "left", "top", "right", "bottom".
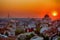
{"left": 7, "top": 12, "right": 10, "bottom": 25}
{"left": 8, "top": 12, "right": 9, "bottom": 19}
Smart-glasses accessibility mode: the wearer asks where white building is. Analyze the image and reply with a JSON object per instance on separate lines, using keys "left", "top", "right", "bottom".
{"left": 30, "top": 36, "right": 44, "bottom": 40}
{"left": 40, "top": 27, "right": 49, "bottom": 33}
{"left": 4, "top": 19, "right": 16, "bottom": 36}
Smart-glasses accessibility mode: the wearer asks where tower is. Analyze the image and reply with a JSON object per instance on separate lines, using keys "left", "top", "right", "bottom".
{"left": 4, "top": 12, "right": 16, "bottom": 36}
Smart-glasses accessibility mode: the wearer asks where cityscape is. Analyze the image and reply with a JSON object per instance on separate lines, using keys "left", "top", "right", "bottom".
{"left": 0, "top": 14, "right": 60, "bottom": 40}
{"left": 0, "top": 0, "right": 60, "bottom": 40}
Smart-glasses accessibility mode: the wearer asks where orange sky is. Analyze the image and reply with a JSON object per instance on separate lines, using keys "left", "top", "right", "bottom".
{"left": 0, "top": 0, "right": 60, "bottom": 20}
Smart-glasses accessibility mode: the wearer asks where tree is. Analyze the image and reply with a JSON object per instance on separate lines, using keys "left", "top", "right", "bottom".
{"left": 5, "top": 32, "right": 9, "bottom": 36}
{"left": 58, "top": 37, "right": 60, "bottom": 40}
{"left": 26, "top": 34, "right": 35, "bottom": 40}
{"left": 15, "top": 29, "right": 25, "bottom": 35}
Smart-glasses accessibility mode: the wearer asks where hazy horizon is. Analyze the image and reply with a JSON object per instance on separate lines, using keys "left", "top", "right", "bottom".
{"left": 0, "top": 0, "right": 60, "bottom": 20}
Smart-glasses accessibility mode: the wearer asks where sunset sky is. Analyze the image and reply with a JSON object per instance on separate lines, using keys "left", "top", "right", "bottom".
{"left": 0, "top": 0, "right": 60, "bottom": 20}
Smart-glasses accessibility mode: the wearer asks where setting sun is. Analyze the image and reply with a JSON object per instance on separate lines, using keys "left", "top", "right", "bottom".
{"left": 52, "top": 11, "right": 58, "bottom": 16}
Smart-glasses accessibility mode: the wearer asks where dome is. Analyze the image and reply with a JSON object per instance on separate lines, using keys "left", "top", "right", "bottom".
{"left": 44, "top": 14, "right": 49, "bottom": 18}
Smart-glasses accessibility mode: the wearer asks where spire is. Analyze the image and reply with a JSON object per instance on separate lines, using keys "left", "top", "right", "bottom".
{"left": 8, "top": 12, "right": 9, "bottom": 19}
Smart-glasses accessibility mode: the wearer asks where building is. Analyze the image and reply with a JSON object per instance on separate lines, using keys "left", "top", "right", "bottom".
{"left": 40, "top": 14, "right": 52, "bottom": 27}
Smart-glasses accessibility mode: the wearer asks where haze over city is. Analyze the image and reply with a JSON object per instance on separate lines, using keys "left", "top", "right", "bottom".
{"left": 0, "top": 0, "right": 60, "bottom": 20}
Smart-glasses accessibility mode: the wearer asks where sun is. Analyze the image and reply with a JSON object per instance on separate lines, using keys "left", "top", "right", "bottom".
{"left": 52, "top": 11, "right": 58, "bottom": 16}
